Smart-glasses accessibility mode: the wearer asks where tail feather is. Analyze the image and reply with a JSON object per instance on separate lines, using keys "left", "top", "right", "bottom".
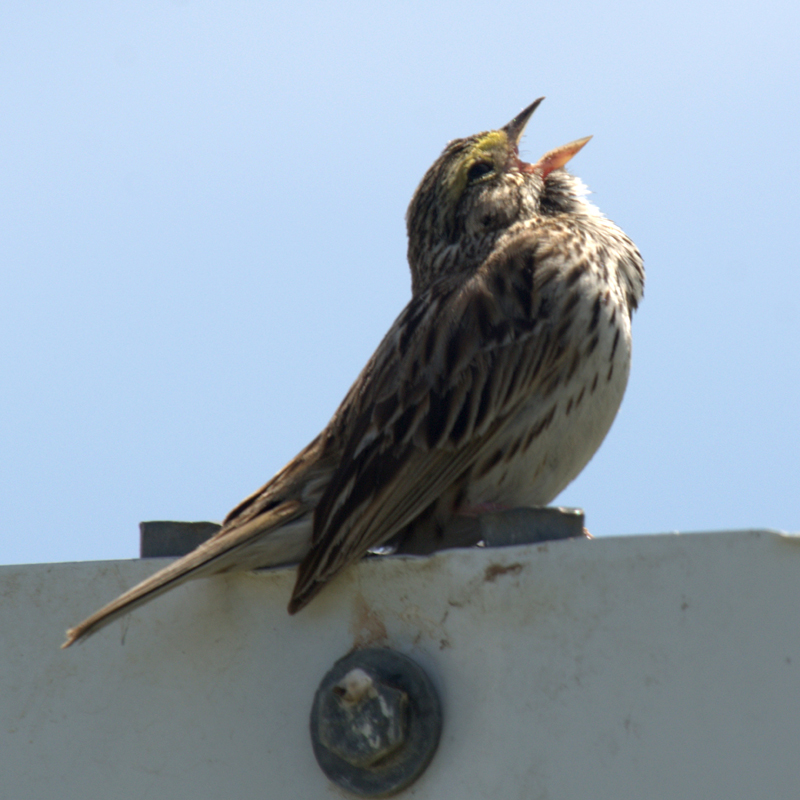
{"left": 62, "top": 501, "right": 310, "bottom": 648}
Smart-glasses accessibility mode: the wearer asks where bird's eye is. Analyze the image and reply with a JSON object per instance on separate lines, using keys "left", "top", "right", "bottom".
{"left": 466, "top": 161, "right": 494, "bottom": 183}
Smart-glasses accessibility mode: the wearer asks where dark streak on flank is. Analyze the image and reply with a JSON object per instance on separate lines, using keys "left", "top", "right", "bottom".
{"left": 525, "top": 405, "right": 557, "bottom": 444}
{"left": 588, "top": 294, "right": 602, "bottom": 333}
{"left": 554, "top": 316, "right": 572, "bottom": 347}
{"left": 537, "top": 267, "right": 558, "bottom": 292}
{"left": 476, "top": 448, "right": 503, "bottom": 478}
{"left": 522, "top": 426, "right": 537, "bottom": 451}
{"left": 474, "top": 378, "right": 493, "bottom": 430}
{"left": 541, "top": 374, "right": 559, "bottom": 398}
{"left": 521, "top": 404, "right": 554, "bottom": 451}
{"left": 566, "top": 261, "right": 588, "bottom": 287}
{"left": 530, "top": 329, "right": 550, "bottom": 381}
{"left": 609, "top": 328, "right": 620, "bottom": 362}
{"left": 503, "top": 362, "right": 522, "bottom": 405}
{"left": 566, "top": 350, "right": 581, "bottom": 382}
{"left": 504, "top": 438, "right": 521, "bottom": 463}
{"left": 562, "top": 290, "right": 580, "bottom": 317}
{"left": 590, "top": 373, "right": 599, "bottom": 394}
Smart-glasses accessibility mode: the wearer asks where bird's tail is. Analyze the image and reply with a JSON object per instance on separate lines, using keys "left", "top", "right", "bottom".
{"left": 62, "top": 500, "right": 310, "bottom": 648}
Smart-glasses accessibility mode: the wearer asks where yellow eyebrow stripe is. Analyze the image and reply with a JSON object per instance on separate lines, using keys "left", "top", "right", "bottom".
{"left": 445, "top": 130, "right": 509, "bottom": 204}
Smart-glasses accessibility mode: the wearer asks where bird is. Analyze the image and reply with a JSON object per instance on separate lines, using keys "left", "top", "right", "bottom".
{"left": 62, "top": 98, "right": 644, "bottom": 648}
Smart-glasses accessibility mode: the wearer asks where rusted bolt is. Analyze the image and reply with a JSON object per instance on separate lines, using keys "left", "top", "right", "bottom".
{"left": 310, "top": 649, "right": 442, "bottom": 797}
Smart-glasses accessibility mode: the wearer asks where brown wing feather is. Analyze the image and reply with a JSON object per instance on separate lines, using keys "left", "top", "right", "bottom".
{"left": 62, "top": 500, "right": 308, "bottom": 647}
{"left": 63, "top": 435, "right": 334, "bottom": 647}
{"left": 290, "top": 230, "right": 573, "bottom": 610}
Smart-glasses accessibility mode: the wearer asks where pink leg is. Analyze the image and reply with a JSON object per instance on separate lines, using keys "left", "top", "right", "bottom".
{"left": 456, "top": 502, "right": 511, "bottom": 518}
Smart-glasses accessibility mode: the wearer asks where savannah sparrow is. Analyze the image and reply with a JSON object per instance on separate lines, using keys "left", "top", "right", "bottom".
{"left": 63, "top": 98, "right": 644, "bottom": 647}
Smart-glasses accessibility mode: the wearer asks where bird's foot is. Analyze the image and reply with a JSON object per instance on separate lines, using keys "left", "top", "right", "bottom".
{"left": 455, "top": 502, "right": 511, "bottom": 518}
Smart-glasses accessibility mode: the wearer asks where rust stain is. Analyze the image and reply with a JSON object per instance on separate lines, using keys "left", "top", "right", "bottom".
{"left": 484, "top": 562, "right": 524, "bottom": 583}
{"left": 349, "top": 593, "right": 388, "bottom": 648}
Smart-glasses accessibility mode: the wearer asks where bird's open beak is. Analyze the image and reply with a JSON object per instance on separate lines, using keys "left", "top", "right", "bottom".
{"left": 525, "top": 136, "right": 592, "bottom": 178}
{"left": 505, "top": 98, "right": 592, "bottom": 179}
{"left": 503, "top": 97, "right": 545, "bottom": 147}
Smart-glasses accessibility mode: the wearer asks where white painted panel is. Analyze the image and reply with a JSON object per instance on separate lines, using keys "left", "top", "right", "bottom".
{"left": 2, "top": 531, "right": 799, "bottom": 798}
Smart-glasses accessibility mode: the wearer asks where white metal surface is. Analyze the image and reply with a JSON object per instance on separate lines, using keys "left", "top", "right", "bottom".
{"left": 3, "top": 530, "right": 800, "bottom": 799}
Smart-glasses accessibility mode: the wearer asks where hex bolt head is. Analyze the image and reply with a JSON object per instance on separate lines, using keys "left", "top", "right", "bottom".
{"left": 318, "top": 667, "right": 409, "bottom": 768}
{"left": 310, "top": 649, "right": 442, "bottom": 797}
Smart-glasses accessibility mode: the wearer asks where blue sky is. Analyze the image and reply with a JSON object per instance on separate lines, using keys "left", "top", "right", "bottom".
{"left": 2, "top": 1, "right": 798, "bottom": 566}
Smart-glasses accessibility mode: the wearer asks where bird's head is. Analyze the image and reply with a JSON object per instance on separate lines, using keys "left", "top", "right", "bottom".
{"left": 406, "top": 99, "right": 592, "bottom": 294}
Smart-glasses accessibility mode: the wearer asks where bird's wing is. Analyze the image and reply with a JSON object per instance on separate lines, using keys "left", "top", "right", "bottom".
{"left": 290, "top": 228, "right": 578, "bottom": 610}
